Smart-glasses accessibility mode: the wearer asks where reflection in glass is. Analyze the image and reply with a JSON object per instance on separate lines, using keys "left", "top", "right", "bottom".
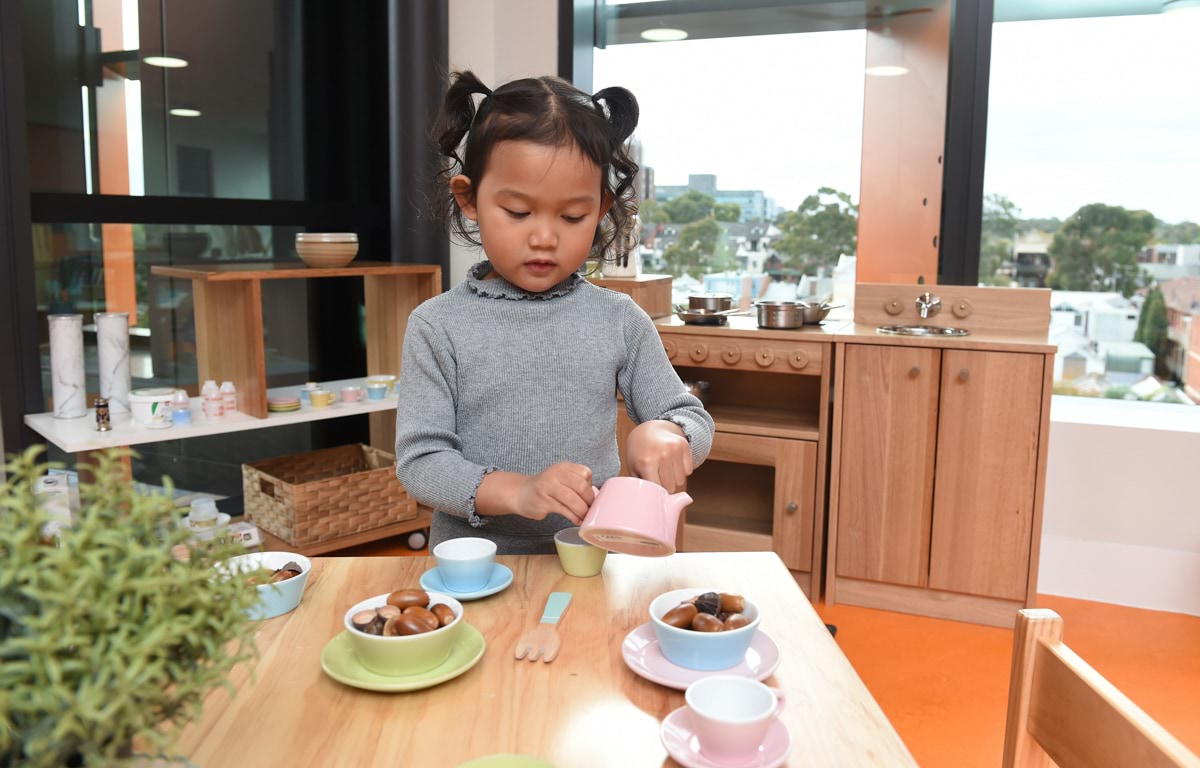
{"left": 22, "top": 0, "right": 302, "bottom": 200}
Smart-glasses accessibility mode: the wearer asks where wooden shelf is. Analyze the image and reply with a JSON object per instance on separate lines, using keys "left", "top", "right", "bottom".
{"left": 148, "top": 261, "right": 440, "bottom": 426}
{"left": 257, "top": 507, "right": 433, "bottom": 557}
{"left": 24, "top": 377, "right": 401, "bottom": 453}
{"left": 708, "top": 403, "right": 820, "bottom": 441}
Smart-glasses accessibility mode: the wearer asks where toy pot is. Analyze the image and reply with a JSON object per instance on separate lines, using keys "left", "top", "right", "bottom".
{"left": 578, "top": 477, "right": 693, "bottom": 557}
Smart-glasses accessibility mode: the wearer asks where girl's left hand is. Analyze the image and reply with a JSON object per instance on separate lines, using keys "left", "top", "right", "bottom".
{"left": 626, "top": 420, "right": 694, "bottom": 492}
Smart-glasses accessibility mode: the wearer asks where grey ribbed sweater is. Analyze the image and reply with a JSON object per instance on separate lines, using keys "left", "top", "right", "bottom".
{"left": 394, "top": 261, "right": 714, "bottom": 555}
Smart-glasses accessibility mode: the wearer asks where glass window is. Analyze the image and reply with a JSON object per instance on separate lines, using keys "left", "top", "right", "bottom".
{"left": 983, "top": 4, "right": 1200, "bottom": 404}
{"left": 594, "top": 1, "right": 872, "bottom": 310}
{"left": 23, "top": 0, "right": 305, "bottom": 199}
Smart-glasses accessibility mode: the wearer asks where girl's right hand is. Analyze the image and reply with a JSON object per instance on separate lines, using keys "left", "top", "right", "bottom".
{"left": 516, "top": 462, "right": 595, "bottom": 525}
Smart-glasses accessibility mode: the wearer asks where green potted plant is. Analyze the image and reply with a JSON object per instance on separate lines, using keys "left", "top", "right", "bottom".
{"left": 0, "top": 447, "right": 261, "bottom": 767}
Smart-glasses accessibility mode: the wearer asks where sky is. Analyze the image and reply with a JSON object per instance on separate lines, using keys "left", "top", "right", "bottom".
{"left": 593, "top": 12, "right": 1200, "bottom": 224}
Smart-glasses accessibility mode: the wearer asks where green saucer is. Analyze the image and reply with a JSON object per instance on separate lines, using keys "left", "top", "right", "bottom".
{"left": 320, "top": 623, "right": 486, "bottom": 692}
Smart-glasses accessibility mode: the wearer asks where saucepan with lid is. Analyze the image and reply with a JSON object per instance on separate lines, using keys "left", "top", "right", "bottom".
{"left": 688, "top": 292, "right": 734, "bottom": 312}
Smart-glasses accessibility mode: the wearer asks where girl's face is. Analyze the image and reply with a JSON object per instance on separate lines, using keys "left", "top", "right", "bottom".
{"left": 452, "top": 140, "right": 609, "bottom": 293}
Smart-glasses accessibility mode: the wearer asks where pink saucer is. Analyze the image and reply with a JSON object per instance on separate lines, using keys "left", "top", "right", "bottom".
{"left": 660, "top": 706, "right": 792, "bottom": 768}
{"left": 622, "top": 623, "right": 781, "bottom": 690}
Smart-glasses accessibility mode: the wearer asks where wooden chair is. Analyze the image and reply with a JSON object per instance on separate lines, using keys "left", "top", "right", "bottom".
{"left": 1003, "top": 608, "right": 1200, "bottom": 768}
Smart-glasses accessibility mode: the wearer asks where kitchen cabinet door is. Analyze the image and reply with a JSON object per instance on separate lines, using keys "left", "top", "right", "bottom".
{"left": 929, "top": 350, "right": 1044, "bottom": 600}
{"left": 836, "top": 345, "right": 941, "bottom": 587}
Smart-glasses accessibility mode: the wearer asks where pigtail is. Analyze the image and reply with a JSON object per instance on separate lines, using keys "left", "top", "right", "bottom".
{"left": 590, "top": 87, "right": 641, "bottom": 263}
{"left": 434, "top": 70, "right": 493, "bottom": 169}
{"left": 431, "top": 70, "right": 494, "bottom": 246}
{"left": 592, "top": 87, "right": 640, "bottom": 147}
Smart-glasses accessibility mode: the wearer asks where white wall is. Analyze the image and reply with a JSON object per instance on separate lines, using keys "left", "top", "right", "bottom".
{"left": 447, "top": 0, "right": 558, "bottom": 285}
{"left": 1039, "top": 397, "right": 1200, "bottom": 616}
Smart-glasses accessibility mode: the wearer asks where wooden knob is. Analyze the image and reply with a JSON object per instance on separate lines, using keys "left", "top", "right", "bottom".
{"left": 884, "top": 298, "right": 903, "bottom": 316}
{"left": 721, "top": 345, "right": 741, "bottom": 365}
{"left": 663, "top": 340, "right": 677, "bottom": 358}
{"left": 959, "top": 368, "right": 969, "bottom": 381}
{"left": 910, "top": 366, "right": 920, "bottom": 377}
{"left": 689, "top": 342, "right": 709, "bottom": 363}
{"left": 755, "top": 347, "right": 775, "bottom": 367}
{"left": 788, "top": 350, "right": 809, "bottom": 370}
{"left": 786, "top": 502, "right": 798, "bottom": 514}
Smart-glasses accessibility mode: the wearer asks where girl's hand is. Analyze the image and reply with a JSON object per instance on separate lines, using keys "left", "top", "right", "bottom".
{"left": 515, "top": 462, "right": 595, "bottom": 525}
{"left": 627, "top": 420, "right": 693, "bottom": 492}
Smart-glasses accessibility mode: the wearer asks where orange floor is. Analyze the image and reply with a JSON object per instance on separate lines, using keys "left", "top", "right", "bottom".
{"left": 330, "top": 536, "right": 1200, "bottom": 766}
{"left": 814, "top": 595, "right": 1200, "bottom": 767}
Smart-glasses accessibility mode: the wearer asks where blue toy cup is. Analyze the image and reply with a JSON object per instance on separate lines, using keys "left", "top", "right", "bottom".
{"left": 366, "top": 383, "right": 387, "bottom": 401}
{"left": 433, "top": 537, "right": 497, "bottom": 593}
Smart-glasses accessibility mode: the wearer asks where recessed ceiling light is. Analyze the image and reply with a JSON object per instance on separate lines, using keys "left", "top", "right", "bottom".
{"left": 640, "top": 27, "right": 688, "bottom": 42}
{"left": 168, "top": 107, "right": 201, "bottom": 117}
{"left": 865, "top": 65, "right": 909, "bottom": 77}
{"left": 144, "top": 55, "right": 189, "bottom": 68}
{"left": 1162, "top": 0, "right": 1200, "bottom": 11}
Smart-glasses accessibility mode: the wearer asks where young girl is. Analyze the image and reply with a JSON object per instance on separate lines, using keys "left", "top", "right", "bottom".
{"left": 394, "top": 71, "right": 714, "bottom": 555}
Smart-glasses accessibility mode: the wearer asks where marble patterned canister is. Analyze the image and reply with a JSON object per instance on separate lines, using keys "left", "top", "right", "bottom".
{"left": 48, "top": 314, "right": 87, "bottom": 419}
{"left": 95, "top": 312, "right": 131, "bottom": 414}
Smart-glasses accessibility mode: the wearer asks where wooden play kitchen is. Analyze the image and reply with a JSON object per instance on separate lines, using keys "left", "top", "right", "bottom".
{"left": 173, "top": 552, "right": 916, "bottom": 767}
{"left": 639, "top": 282, "right": 1056, "bottom": 628}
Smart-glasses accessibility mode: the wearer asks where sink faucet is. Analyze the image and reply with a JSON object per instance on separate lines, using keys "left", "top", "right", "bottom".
{"left": 916, "top": 292, "right": 941, "bottom": 320}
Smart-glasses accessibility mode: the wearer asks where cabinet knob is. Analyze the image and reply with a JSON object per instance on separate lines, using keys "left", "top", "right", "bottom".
{"left": 959, "top": 368, "right": 969, "bottom": 382}
{"left": 910, "top": 365, "right": 920, "bottom": 377}
{"left": 721, "top": 345, "right": 741, "bottom": 365}
{"left": 663, "top": 340, "right": 677, "bottom": 358}
{"left": 755, "top": 347, "right": 775, "bottom": 367}
{"left": 786, "top": 502, "right": 798, "bottom": 514}
{"left": 689, "top": 342, "right": 709, "bottom": 363}
{"left": 788, "top": 349, "right": 809, "bottom": 370}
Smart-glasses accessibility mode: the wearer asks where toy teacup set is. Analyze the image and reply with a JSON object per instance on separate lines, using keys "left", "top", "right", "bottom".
{"left": 315, "top": 476, "right": 793, "bottom": 766}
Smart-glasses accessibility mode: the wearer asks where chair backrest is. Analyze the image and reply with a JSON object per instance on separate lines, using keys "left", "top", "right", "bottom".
{"left": 1003, "top": 608, "right": 1200, "bottom": 768}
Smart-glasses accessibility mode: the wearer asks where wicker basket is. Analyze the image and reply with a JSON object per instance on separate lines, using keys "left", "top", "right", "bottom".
{"left": 242, "top": 444, "right": 416, "bottom": 548}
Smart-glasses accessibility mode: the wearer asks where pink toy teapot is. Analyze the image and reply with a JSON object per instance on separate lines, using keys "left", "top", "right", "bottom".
{"left": 579, "top": 477, "right": 693, "bottom": 557}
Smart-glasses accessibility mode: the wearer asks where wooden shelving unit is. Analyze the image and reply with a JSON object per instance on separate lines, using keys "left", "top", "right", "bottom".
{"left": 708, "top": 403, "right": 820, "bottom": 441}
{"left": 149, "top": 262, "right": 441, "bottom": 430}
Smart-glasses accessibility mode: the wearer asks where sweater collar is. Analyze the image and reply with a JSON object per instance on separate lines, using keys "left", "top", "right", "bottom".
{"left": 464, "top": 260, "right": 584, "bottom": 301}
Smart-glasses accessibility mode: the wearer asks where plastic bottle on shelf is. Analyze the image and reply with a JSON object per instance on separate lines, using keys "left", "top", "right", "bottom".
{"left": 220, "top": 381, "right": 237, "bottom": 415}
{"left": 201, "top": 380, "right": 224, "bottom": 419}
{"left": 171, "top": 389, "right": 192, "bottom": 426}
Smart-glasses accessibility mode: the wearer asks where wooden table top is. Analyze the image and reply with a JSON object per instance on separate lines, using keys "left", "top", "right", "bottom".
{"left": 174, "top": 552, "right": 915, "bottom": 767}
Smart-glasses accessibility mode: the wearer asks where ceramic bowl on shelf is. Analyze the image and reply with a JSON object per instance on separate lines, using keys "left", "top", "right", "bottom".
{"left": 343, "top": 591, "right": 464, "bottom": 677}
{"left": 295, "top": 232, "right": 358, "bottom": 269}
{"left": 649, "top": 588, "right": 761, "bottom": 671}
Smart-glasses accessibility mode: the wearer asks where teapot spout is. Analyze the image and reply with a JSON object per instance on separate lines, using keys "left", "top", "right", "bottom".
{"left": 663, "top": 491, "right": 693, "bottom": 529}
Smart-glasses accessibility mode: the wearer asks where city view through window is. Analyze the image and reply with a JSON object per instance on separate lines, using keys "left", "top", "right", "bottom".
{"left": 595, "top": 11, "right": 1200, "bottom": 406}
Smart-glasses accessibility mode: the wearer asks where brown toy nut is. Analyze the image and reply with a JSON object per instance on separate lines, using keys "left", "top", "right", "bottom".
{"left": 723, "top": 613, "right": 751, "bottom": 631}
{"left": 383, "top": 614, "right": 430, "bottom": 637}
{"left": 718, "top": 593, "right": 745, "bottom": 613}
{"left": 386, "top": 589, "right": 430, "bottom": 610}
{"left": 661, "top": 603, "right": 699, "bottom": 629}
{"left": 430, "top": 603, "right": 456, "bottom": 627}
{"left": 691, "top": 613, "right": 724, "bottom": 632}
{"left": 694, "top": 592, "right": 721, "bottom": 616}
{"left": 403, "top": 605, "right": 439, "bottom": 632}
{"left": 376, "top": 604, "right": 402, "bottom": 621}
{"left": 351, "top": 609, "right": 382, "bottom": 635}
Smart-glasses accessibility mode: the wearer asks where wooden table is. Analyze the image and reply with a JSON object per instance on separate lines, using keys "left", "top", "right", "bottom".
{"left": 175, "top": 552, "right": 915, "bottom": 767}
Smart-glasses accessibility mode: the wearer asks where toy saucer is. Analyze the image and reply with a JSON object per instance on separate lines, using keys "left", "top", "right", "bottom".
{"left": 320, "top": 623, "right": 485, "bottom": 692}
{"left": 419, "top": 563, "right": 513, "bottom": 601}
{"left": 621, "top": 623, "right": 780, "bottom": 690}
{"left": 660, "top": 705, "right": 792, "bottom": 768}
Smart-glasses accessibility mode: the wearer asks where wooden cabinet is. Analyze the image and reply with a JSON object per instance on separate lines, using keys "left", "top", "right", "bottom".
{"left": 641, "top": 321, "right": 835, "bottom": 599}
{"left": 835, "top": 345, "right": 940, "bottom": 587}
{"left": 828, "top": 341, "right": 1052, "bottom": 627}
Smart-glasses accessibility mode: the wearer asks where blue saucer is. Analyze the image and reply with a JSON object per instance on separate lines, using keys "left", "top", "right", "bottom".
{"left": 419, "top": 563, "right": 513, "bottom": 601}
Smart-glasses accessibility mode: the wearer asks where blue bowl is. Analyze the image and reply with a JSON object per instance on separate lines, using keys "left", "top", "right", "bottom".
{"left": 649, "top": 587, "right": 761, "bottom": 671}
{"left": 223, "top": 551, "right": 312, "bottom": 620}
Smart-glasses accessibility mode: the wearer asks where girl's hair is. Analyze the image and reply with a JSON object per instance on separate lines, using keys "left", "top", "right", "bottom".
{"left": 432, "top": 70, "right": 640, "bottom": 260}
